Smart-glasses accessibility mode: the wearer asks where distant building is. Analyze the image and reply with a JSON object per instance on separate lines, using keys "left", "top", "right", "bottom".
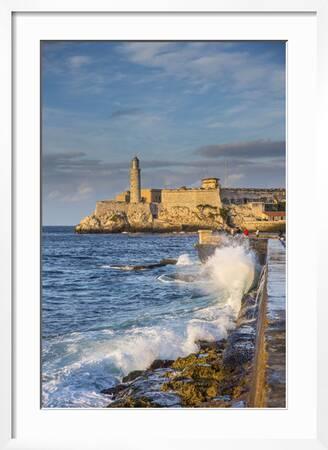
{"left": 263, "top": 211, "right": 286, "bottom": 221}
{"left": 113, "top": 157, "right": 284, "bottom": 212}
{"left": 88, "top": 157, "right": 286, "bottom": 232}
{"left": 114, "top": 158, "right": 222, "bottom": 210}
{"left": 201, "top": 178, "right": 219, "bottom": 190}
{"left": 221, "top": 188, "right": 285, "bottom": 205}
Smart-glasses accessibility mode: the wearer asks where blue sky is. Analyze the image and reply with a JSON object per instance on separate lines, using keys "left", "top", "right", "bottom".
{"left": 42, "top": 41, "right": 285, "bottom": 225}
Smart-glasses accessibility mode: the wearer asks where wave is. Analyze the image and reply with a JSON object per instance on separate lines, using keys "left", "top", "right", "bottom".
{"left": 43, "top": 239, "right": 255, "bottom": 407}
{"left": 100, "top": 264, "right": 142, "bottom": 271}
{"left": 176, "top": 253, "right": 193, "bottom": 265}
{"left": 201, "top": 244, "right": 255, "bottom": 315}
{"left": 157, "top": 273, "right": 197, "bottom": 284}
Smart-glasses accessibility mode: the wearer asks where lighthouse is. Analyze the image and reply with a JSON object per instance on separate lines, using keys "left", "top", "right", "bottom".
{"left": 129, "top": 156, "right": 141, "bottom": 203}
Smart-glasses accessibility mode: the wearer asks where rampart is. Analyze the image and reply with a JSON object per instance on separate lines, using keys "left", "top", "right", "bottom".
{"left": 161, "top": 188, "right": 221, "bottom": 209}
{"left": 141, "top": 189, "right": 162, "bottom": 203}
{"left": 76, "top": 157, "right": 285, "bottom": 234}
{"left": 95, "top": 201, "right": 128, "bottom": 216}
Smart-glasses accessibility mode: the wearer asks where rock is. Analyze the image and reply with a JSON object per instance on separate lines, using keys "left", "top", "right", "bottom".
{"left": 228, "top": 204, "right": 261, "bottom": 228}
{"left": 159, "top": 259, "right": 177, "bottom": 266}
{"left": 140, "top": 391, "right": 181, "bottom": 407}
{"left": 158, "top": 205, "right": 224, "bottom": 231}
{"left": 231, "top": 400, "right": 246, "bottom": 408}
{"left": 181, "top": 364, "right": 224, "bottom": 382}
{"left": 148, "top": 359, "right": 174, "bottom": 370}
{"left": 122, "top": 370, "right": 145, "bottom": 383}
{"left": 75, "top": 212, "right": 128, "bottom": 233}
{"left": 213, "top": 395, "right": 231, "bottom": 402}
{"left": 101, "top": 383, "right": 128, "bottom": 396}
{"left": 75, "top": 215, "right": 101, "bottom": 233}
{"left": 161, "top": 380, "right": 205, "bottom": 406}
{"left": 108, "top": 395, "right": 154, "bottom": 408}
{"left": 197, "top": 339, "right": 226, "bottom": 352}
{"left": 171, "top": 354, "right": 199, "bottom": 370}
{"left": 75, "top": 202, "right": 227, "bottom": 234}
{"left": 223, "top": 340, "right": 255, "bottom": 370}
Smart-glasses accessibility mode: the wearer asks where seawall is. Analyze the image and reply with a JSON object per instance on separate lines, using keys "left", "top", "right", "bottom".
{"left": 100, "top": 236, "right": 286, "bottom": 408}
{"left": 248, "top": 239, "right": 286, "bottom": 407}
{"left": 196, "top": 236, "right": 286, "bottom": 407}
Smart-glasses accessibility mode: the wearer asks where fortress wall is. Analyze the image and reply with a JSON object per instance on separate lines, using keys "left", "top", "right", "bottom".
{"left": 161, "top": 189, "right": 221, "bottom": 209}
{"left": 127, "top": 203, "right": 154, "bottom": 228}
{"left": 141, "top": 189, "right": 162, "bottom": 203}
{"left": 127, "top": 202, "right": 153, "bottom": 215}
{"left": 115, "top": 191, "right": 130, "bottom": 202}
{"left": 95, "top": 201, "right": 128, "bottom": 216}
{"left": 221, "top": 188, "right": 285, "bottom": 204}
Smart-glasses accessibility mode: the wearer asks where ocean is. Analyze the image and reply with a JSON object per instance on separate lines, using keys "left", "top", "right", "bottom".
{"left": 42, "top": 226, "right": 255, "bottom": 408}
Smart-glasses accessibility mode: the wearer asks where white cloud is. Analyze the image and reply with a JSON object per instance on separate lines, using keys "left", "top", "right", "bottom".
{"left": 118, "top": 42, "right": 284, "bottom": 98}
{"left": 67, "top": 55, "right": 91, "bottom": 69}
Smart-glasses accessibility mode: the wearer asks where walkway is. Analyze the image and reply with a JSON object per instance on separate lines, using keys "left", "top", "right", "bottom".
{"left": 265, "top": 238, "right": 286, "bottom": 407}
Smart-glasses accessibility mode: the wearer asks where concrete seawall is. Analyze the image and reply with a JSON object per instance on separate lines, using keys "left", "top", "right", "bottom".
{"left": 264, "top": 239, "right": 286, "bottom": 406}
{"left": 249, "top": 239, "right": 286, "bottom": 407}
{"left": 197, "top": 236, "right": 286, "bottom": 407}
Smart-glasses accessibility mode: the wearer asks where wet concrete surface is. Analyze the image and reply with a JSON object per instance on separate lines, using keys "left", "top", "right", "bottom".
{"left": 265, "top": 239, "right": 286, "bottom": 407}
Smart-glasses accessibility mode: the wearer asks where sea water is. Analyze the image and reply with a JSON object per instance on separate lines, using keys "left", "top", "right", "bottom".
{"left": 42, "top": 226, "right": 255, "bottom": 408}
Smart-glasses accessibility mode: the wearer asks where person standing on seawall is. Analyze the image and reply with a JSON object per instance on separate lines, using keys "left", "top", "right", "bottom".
{"left": 243, "top": 228, "right": 249, "bottom": 237}
{"left": 256, "top": 229, "right": 260, "bottom": 238}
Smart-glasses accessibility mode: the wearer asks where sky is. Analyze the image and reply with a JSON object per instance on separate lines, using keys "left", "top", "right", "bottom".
{"left": 42, "top": 41, "right": 286, "bottom": 225}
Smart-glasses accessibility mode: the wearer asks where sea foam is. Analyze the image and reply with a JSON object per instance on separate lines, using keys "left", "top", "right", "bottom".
{"left": 43, "top": 238, "right": 255, "bottom": 407}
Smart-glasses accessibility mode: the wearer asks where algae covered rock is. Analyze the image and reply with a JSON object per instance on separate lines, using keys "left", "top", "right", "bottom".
{"left": 181, "top": 364, "right": 224, "bottom": 382}
{"left": 171, "top": 354, "right": 199, "bottom": 370}
{"left": 160, "top": 350, "right": 225, "bottom": 406}
{"left": 161, "top": 380, "right": 206, "bottom": 406}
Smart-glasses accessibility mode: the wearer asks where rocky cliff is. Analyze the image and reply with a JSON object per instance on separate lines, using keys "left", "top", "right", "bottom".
{"left": 75, "top": 203, "right": 226, "bottom": 233}
{"left": 228, "top": 204, "right": 261, "bottom": 228}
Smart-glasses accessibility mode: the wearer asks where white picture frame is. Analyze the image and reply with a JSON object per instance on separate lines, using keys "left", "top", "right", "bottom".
{"left": 1, "top": 1, "right": 327, "bottom": 449}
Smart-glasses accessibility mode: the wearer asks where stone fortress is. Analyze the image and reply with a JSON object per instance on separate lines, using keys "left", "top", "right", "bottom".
{"left": 75, "top": 157, "right": 286, "bottom": 233}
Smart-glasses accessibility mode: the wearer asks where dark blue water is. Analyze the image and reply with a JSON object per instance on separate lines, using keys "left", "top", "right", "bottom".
{"left": 42, "top": 227, "right": 254, "bottom": 407}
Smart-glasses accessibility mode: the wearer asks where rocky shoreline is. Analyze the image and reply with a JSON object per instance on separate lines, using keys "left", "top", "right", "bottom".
{"left": 100, "top": 275, "right": 267, "bottom": 408}
{"left": 74, "top": 207, "right": 227, "bottom": 234}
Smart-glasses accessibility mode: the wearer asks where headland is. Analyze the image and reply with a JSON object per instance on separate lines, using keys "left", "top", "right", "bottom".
{"left": 75, "top": 157, "right": 286, "bottom": 233}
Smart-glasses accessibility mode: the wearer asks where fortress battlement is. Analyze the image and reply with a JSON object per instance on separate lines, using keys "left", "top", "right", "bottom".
{"left": 76, "top": 157, "right": 286, "bottom": 234}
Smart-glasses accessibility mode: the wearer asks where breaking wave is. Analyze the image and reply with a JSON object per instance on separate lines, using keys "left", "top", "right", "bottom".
{"left": 176, "top": 253, "right": 194, "bottom": 265}
{"left": 43, "top": 236, "right": 255, "bottom": 407}
{"left": 157, "top": 273, "right": 197, "bottom": 284}
{"left": 201, "top": 244, "right": 255, "bottom": 314}
{"left": 101, "top": 264, "right": 137, "bottom": 271}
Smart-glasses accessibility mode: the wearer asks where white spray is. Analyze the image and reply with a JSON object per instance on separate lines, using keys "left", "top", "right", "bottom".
{"left": 43, "top": 238, "right": 256, "bottom": 407}
{"left": 202, "top": 242, "right": 255, "bottom": 315}
{"left": 176, "top": 253, "right": 194, "bottom": 265}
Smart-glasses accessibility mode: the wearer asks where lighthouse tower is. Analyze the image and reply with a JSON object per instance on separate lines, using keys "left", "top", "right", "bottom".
{"left": 130, "top": 156, "right": 141, "bottom": 203}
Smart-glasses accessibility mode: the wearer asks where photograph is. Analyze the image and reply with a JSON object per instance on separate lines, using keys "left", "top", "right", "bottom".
{"left": 41, "top": 41, "right": 286, "bottom": 408}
